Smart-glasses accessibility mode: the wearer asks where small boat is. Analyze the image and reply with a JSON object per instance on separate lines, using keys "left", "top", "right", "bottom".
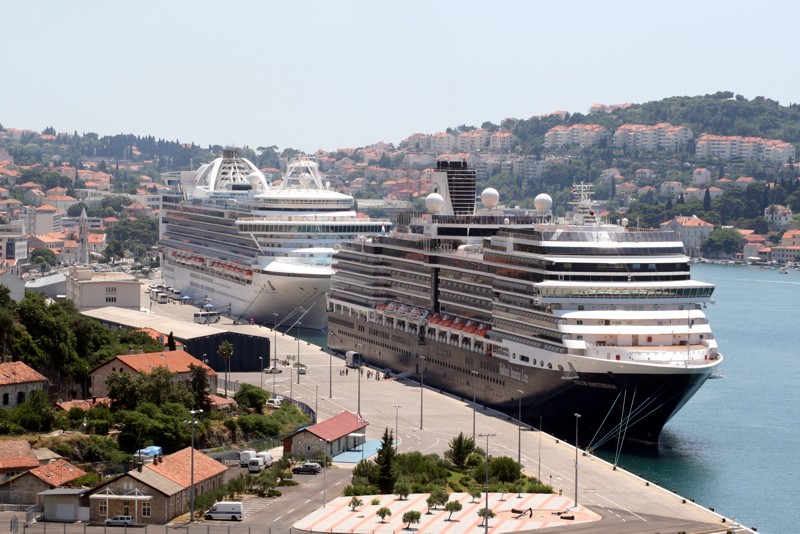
{"left": 779, "top": 266, "right": 789, "bottom": 274}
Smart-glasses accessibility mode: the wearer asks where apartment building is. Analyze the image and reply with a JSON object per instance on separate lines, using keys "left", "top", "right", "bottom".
{"left": 695, "top": 134, "right": 796, "bottom": 163}
{"left": 544, "top": 124, "right": 608, "bottom": 149}
{"left": 660, "top": 215, "right": 715, "bottom": 258}
{"left": 430, "top": 132, "right": 456, "bottom": 153}
{"left": 613, "top": 123, "right": 693, "bottom": 152}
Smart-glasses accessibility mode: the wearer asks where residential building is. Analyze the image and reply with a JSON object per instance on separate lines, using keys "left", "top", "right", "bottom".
{"left": 544, "top": 124, "right": 608, "bottom": 149}
{"left": 88, "top": 447, "right": 227, "bottom": 524}
{"left": 695, "top": 134, "right": 796, "bottom": 163}
{"left": 430, "top": 132, "right": 456, "bottom": 154}
{"left": 65, "top": 267, "right": 140, "bottom": 311}
{"left": 34, "top": 205, "right": 63, "bottom": 234}
{"left": 660, "top": 215, "right": 715, "bottom": 257}
{"left": 0, "top": 440, "right": 40, "bottom": 480}
{"left": 764, "top": 204, "right": 793, "bottom": 229}
{"left": 489, "top": 131, "right": 513, "bottom": 152}
{"left": 692, "top": 168, "right": 712, "bottom": 186}
{"left": 660, "top": 181, "right": 683, "bottom": 199}
{"left": 89, "top": 350, "right": 216, "bottom": 398}
{"left": 613, "top": 123, "right": 693, "bottom": 152}
{"left": 0, "top": 459, "right": 86, "bottom": 505}
{"left": 456, "top": 129, "right": 490, "bottom": 152}
{"left": 0, "top": 362, "right": 48, "bottom": 410}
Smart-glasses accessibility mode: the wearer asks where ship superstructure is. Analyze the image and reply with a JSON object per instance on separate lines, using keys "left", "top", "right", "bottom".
{"left": 159, "top": 149, "right": 390, "bottom": 329}
{"left": 327, "top": 160, "right": 722, "bottom": 446}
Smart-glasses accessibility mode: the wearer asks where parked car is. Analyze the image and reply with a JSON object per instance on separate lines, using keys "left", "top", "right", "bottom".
{"left": 265, "top": 398, "right": 282, "bottom": 408}
{"left": 105, "top": 516, "right": 134, "bottom": 526}
{"left": 292, "top": 462, "right": 321, "bottom": 474}
{"left": 264, "top": 367, "right": 283, "bottom": 374}
{"left": 297, "top": 366, "right": 307, "bottom": 375}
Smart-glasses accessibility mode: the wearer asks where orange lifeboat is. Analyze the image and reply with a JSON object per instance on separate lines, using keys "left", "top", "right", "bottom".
{"left": 452, "top": 318, "right": 465, "bottom": 331}
{"left": 428, "top": 314, "right": 441, "bottom": 324}
{"left": 463, "top": 321, "right": 477, "bottom": 333}
{"left": 439, "top": 315, "right": 453, "bottom": 328}
{"left": 245, "top": 270, "right": 253, "bottom": 276}
{"left": 376, "top": 303, "right": 388, "bottom": 311}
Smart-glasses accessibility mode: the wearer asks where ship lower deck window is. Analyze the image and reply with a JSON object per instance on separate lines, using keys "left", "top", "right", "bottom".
{"left": 520, "top": 355, "right": 529, "bottom": 362}
{"left": 547, "top": 363, "right": 553, "bottom": 369}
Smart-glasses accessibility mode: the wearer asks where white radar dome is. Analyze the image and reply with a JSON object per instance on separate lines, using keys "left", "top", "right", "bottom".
{"left": 425, "top": 193, "right": 445, "bottom": 213}
{"left": 481, "top": 188, "right": 500, "bottom": 208}
{"left": 534, "top": 193, "right": 553, "bottom": 214}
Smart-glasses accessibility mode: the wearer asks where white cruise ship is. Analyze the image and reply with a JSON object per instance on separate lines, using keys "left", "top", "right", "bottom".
{"left": 327, "top": 160, "right": 723, "bottom": 446}
{"left": 159, "top": 149, "right": 390, "bottom": 329}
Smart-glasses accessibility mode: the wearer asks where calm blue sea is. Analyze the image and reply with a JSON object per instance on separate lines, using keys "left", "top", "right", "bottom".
{"left": 302, "top": 263, "right": 798, "bottom": 533}
{"left": 594, "top": 263, "right": 800, "bottom": 534}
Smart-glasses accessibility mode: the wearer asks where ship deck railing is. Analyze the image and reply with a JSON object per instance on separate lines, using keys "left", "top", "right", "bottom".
{"left": 585, "top": 343, "right": 717, "bottom": 364}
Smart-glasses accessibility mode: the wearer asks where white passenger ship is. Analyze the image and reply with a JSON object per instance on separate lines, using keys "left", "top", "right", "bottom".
{"left": 159, "top": 149, "right": 390, "bottom": 329}
{"left": 327, "top": 160, "right": 723, "bottom": 446}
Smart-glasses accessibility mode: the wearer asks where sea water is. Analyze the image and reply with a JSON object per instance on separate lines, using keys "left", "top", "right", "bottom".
{"left": 595, "top": 263, "right": 800, "bottom": 533}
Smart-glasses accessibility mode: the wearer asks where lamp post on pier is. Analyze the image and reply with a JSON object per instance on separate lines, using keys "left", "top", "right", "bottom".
{"left": 315, "top": 384, "right": 320, "bottom": 424}
{"left": 393, "top": 404, "right": 402, "bottom": 452}
{"left": 355, "top": 343, "right": 363, "bottom": 415}
{"left": 538, "top": 415, "right": 543, "bottom": 482}
{"left": 517, "top": 389, "right": 523, "bottom": 466}
{"left": 574, "top": 413, "right": 581, "bottom": 507}
{"left": 296, "top": 322, "right": 302, "bottom": 384}
{"left": 259, "top": 356, "right": 263, "bottom": 389}
{"left": 418, "top": 355, "right": 426, "bottom": 430}
{"left": 470, "top": 370, "right": 479, "bottom": 442}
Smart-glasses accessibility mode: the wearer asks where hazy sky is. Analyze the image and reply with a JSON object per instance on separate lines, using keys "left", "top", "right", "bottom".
{"left": 4, "top": 0, "right": 798, "bottom": 153}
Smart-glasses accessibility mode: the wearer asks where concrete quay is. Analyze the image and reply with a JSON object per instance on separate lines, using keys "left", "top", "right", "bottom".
{"left": 93, "top": 291, "right": 753, "bottom": 533}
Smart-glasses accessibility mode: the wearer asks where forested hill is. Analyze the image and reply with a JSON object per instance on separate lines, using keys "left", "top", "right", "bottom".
{"left": 507, "top": 92, "right": 800, "bottom": 154}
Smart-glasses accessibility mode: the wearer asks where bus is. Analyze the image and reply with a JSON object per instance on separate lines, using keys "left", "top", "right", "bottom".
{"left": 345, "top": 351, "right": 361, "bottom": 368}
{"left": 193, "top": 311, "right": 220, "bottom": 324}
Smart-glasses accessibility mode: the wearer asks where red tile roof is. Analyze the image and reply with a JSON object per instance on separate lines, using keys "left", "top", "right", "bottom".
{"left": 56, "top": 398, "right": 111, "bottom": 412}
{"left": 305, "top": 411, "right": 368, "bottom": 442}
{"left": 0, "top": 440, "right": 39, "bottom": 471}
{"left": 0, "top": 362, "right": 47, "bottom": 386}
{"left": 146, "top": 447, "right": 226, "bottom": 488}
{"left": 28, "top": 459, "right": 86, "bottom": 486}
{"left": 115, "top": 351, "right": 216, "bottom": 376}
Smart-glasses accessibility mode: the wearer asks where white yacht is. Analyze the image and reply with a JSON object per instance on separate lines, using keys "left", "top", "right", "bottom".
{"left": 159, "top": 149, "right": 389, "bottom": 329}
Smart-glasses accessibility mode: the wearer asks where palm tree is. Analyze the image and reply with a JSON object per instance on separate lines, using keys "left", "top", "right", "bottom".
{"left": 218, "top": 340, "right": 234, "bottom": 396}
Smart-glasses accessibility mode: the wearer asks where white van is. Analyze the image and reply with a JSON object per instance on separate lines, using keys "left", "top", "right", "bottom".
{"left": 256, "top": 451, "right": 273, "bottom": 467}
{"left": 204, "top": 501, "right": 243, "bottom": 521}
{"left": 248, "top": 457, "right": 265, "bottom": 473}
{"left": 157, "top": 292, "right": 169, "bottom": 304}
{"left": 193, "top": 311, "right": 219, "bottom": 324}
{"left": 238, "top": 449, "right": 257, "bottom": 467}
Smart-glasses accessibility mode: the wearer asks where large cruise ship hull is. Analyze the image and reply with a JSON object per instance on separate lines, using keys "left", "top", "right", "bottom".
{"left": 163, "top": 258, "right": 329, "bottom": 329}
{"left": 328, "top": 319, "right": 717, "bottom": 447}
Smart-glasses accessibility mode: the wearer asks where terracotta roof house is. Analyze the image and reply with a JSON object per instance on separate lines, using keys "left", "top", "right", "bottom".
{"left": 56, "top": 398, "right": 111, "bottom": 412}
{"left": 284, "top": 411, "right": 369, "bottom": 460}
{"left": 90, "top": 351, "right": 216, "bottom": 398}
{"left": 88, "top": 447, "right": 227, "bottom": 524}
{"left": 0, "top": 439, "right": 40, "bottom": 477}
{"left": 0, "top": 459, "right": 86, "bottom": 504}
{"left": 0, "top": 362, "right": 48, "bottom": 409}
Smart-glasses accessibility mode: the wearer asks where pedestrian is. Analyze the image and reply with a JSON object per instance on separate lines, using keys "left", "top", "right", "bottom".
{"left": 346, "top": 368, "right": 349, "bottom": 376}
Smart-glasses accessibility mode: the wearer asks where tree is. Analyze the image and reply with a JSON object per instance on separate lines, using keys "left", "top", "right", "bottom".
{"left": 703, "top": 188, "right": 712, "bottom": 211}
{"left": 470, "top": 486, "right": 482, "bottom": 503}
{"left": 349, "top": 496, "right": 363, "bottom": 511}
{"left": 376, "top": 507, "right": 392, "bottom": 523}
{"left": 394, "top": 481, "right": 411, "bottom": 500}
{"left": 477, "top": 507, "right": 495, "bottom": 527}
{"left": 187, "top": 364, "right": 212, "bottom": 413}
{"left": 30, "top": 248, "right": 57, "bottom": 268}
{"left": 426, "top": 487, "right": 447, "bottom": 512}
{"left": 218, "top": 340, "right": 234, "bottom": 396}
{"left": 445, "top": 432, "right": 475, "bottom": 468}
{"left": 402, "top": 510, "right": 421, "bottom": 529}
{"left": 234, "top": 383, "right": 269, "bottom": 412}
{"left": 489, "top": 456, "right": 522, "bottom": 483}
{"left": 374, "top": 427, "right": 397, "bottom": 493}
{"left": 445, "top": 500, "right": 463, "bottom": 521}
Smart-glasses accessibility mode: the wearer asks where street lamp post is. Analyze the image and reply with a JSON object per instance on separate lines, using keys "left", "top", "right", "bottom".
{"left": 471, "top": 370, "right": 479, "bottom": 442}
{"left": 259, "top": 356, "right": 263, "bottom": 390}
{"left": 187, "top": 409, "right": 203, "bottom": 523}
{"left": 538, "top": 416, "right": 543, "bottom": 482}
{"left": 272, "top": 313, "right": 278, "bottom": 366}
{"left": 296, "top": 322, "right": 302, "bottom": 384}
{"left": 517, "top": 389, "right": 523, "bottom": 466}
{"left": 315, "top": 385, "right": 320, "bottom": 424}
{"left": 574, "top": 413, "right": 581, "bottom": 507}
{"left": 418, "top": 355, "right": 426, "bottom": 430}
{"left": 355, "top": 343, "right": 363, "bottom": 415}
{"left": 478, "top": 432, "right": 496, "bottom": 533}
{"left": 329, "top": 346, "right": 333, "bottom": 399}
{"left": 393, "top": 404, "right": 402, "bottom": 451}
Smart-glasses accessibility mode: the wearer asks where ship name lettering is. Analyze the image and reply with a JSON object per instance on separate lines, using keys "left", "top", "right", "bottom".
{"left": 498, "top": 363, "right": 528, "bottom": 383}
{"left": 574, "top": 380, "right": 617, "bottom": 390}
